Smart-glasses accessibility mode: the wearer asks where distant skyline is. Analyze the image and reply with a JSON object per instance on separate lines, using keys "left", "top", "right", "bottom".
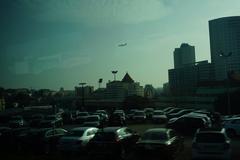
{"left": 1, "top": 0, "right": 240, "bottom": 90}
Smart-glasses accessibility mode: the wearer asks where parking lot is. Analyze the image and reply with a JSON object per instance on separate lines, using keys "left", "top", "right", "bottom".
{"left": 4, "top": 123, "right": 238, "bottom": 160}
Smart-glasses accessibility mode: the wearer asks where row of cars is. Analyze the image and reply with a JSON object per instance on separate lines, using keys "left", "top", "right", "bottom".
{"left": 6, "top": 114, "right": 64, "bottom": 128}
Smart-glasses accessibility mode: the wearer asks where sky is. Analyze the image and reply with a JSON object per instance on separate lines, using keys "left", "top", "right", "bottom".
{"left": 0, "top": 0, "right": 240, "bottom": 90}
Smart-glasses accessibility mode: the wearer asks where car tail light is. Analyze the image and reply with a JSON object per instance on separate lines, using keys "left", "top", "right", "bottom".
{"left": 192, "top": 142, "right": 199, "bottom": 149}
{"left": 115, "top": 137, "right": 121, "bottom": 143}
{"left": 223, "top": 143, "right": 230, "bottom": 150}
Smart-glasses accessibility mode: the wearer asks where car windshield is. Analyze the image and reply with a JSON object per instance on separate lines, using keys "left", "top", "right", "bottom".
{"left": 142, "top": 131, "right": 168, "bottom": 140}
{"left": 196, "top": 133, "right": 226, "bottom": 143}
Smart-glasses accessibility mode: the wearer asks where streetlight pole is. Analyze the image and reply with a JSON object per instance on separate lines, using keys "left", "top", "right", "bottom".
{"left": 112, "top": 71, "right": 118, "bottom": 81}
{"left": 219, "top": 52, "right": 232, "bottom": 115}
{"left": 79, "top": 82, "right": 86, "bottom": 111}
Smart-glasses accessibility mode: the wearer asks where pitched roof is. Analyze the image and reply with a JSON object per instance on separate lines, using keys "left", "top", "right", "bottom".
{"left": 121, "top": 73, "right": 134, "bottom": 83}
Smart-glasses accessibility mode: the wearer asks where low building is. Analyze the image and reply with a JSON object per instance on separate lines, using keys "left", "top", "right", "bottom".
{"left": 105, "top": 73, "right": 144, "bottom": 101}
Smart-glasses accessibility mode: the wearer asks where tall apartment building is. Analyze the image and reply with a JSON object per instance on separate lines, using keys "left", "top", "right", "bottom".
{"left": 174, "top": 43, "right": 196, "bottom": 69}
{"left": 209, "top": 16, "right": 240, "bottom": 80}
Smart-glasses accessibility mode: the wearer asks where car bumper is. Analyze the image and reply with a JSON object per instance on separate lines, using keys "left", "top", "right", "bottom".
{"left": 192, "top": 149, "right": 231, "bottom": 160}
{"left": 58, "top": 144, "right": 83, "bottom": 152}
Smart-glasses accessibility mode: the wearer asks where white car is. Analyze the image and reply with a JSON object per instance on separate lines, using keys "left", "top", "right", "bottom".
{"left": 223, "top": 117, "right": 240, "bottom": 137}
{"left": 58, "top": 127, "right": 98, "bottom": 152}
{"left": 192, "top": 128, "right": 231, "bottom": 160}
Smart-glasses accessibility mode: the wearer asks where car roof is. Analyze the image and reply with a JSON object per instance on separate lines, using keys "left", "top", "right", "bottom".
{"left": 71, "top": 127, "right": 97, "bottom": 131}
{"left": 100, "top": 127, "right": 125, "bottom": 132}
{"left": 145, "top": 128, "right": 171, "bottom": 133}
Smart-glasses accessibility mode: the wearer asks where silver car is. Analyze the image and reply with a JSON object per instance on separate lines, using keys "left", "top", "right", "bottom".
{"left": 58, "top": 127, "right": 98, "bottom": 153}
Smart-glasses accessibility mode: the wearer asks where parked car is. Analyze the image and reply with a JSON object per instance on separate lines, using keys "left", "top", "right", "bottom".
{"left": 167, "top": 109, "right": 194, "bottom": 119}
{"left": 0, "top": 127, "right": 13, "bottom": 151}
{"left": 39, "top": 115, "right": 63, "bottom": 128}
{"left": 126, "top": 109, "right": 138, "bottom": 120}
{"left": 136, "top": 128, "right": 184, "bottom": 160}
{"left": 108, "top": 113, "right": 126, "bottom": 126}
{"left": 75, "top": 112, "right": 89, "bottom": 124}
{"left": 192, "top": 128, "right": 231, "bottom": 160}
{"left": 152, "top": 110, "right": 167, "bottom": 123}
{"left": 8, "top": 116, "right": 25, "bottom": 128}
{"left": 87, "top": 127, "right": 140, "bottom": 159}
{"left": 167, "top": 115, "right": 208, "bottom": 135}
{"left": 82, "top": 115, "right": 101, "bottom": 128}
{"left": 223, "top": 117, "right": 240, "bottom": 137}
{"left": 23, "top": 128, "right": 68, "bottom": 154}
{"left": 132, "top": 110, "right": 146, "bottom": 123}
{"left": 58, "top": 127, "right": 98, "bottom": 153}
{"left": 29, "top": 114, "right": 44, "bottom": 128}
{"left": 165, "top": 108, "right": 182, "bottom": 116}
{"left": 144, "top": 108, "right": 154, "bottom": 119}
{"left": 96, "top": 110, "right": 109, "bottom": 123}
{"left": 162, "top": 107, "right": 175, "bottom": 113}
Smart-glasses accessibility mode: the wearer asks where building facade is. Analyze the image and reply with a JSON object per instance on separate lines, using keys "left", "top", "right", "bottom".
{"left": 174, "top": 43, "right": 196, "bottom": 69}
{"left": 105, "top": 73, "right": 144, "bottom": 100}
{"left": 209, "top": 16, "right": 240, "bottom": 80}
{"left": 168, "top": 61, "right": 214, "bottom": 95}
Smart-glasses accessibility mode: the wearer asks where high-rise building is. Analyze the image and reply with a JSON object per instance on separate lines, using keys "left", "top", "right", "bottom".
{"left": 209, "top": 16, "right": 240, "bottom": 80}
{"left": 174, "top": 43, "right": 196, "bottom": 69}
{"left": 168, "top": 61, "right": 214, "bottom": 95}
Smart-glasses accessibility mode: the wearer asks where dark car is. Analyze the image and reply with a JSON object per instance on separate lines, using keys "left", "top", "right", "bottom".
{"left": 108, "top": 112, "right": 126, "bottom": 126}
{"left": 23, "top": 128, "right": 68, "bottom": 154}
{"left": 87, "top": 127, "right": 140, "bottom": 159}
{"left": 75, "top": 112, "right": 89, "bottom": 124}
{"left": 167, "top": 115, "right": 207, "bottom": 135}
{"left": 8, "top": 115, "right": 25, "bottom": 128}
{"left": 29, "top": 114, "right": 45, "bottom": 128}
{"left": 39, "top": 115, "right": 63, "bottom": 128}
{"left": 82, "top": 115, "right": 101, "bottom": 128}
{"left": 136, "top": 128, "right": 184, "bottom": 160}
{"left": 167, "top": 109, "right": 194, "bottom": 119}
{"left": 0, "top": 127, "right": 13, "bottom": 151}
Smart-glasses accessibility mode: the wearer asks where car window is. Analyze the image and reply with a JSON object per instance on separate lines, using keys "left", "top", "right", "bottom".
{"left": 87, "top": 130, "right": 94, "bottom": 136}
{"left": 56, "top": 129, "right": 66, "bottom": 135}
{"left": 45, "top": 130, "right": 55, "bottom": 137}
{"left": 169, "top": 130, "right": 177, "bottom": 139}
{"left": 196, "top": 133, "right": 225, "bottom": 143}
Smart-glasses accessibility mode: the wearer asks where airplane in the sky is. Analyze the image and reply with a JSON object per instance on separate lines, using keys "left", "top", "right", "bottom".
{"left": 118, "top": 43, "right": 127, "bottom": 47}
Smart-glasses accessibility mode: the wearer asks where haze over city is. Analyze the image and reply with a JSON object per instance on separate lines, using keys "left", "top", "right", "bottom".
{"left": 1, "top": 0, "right": 240, "bottom": 90}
